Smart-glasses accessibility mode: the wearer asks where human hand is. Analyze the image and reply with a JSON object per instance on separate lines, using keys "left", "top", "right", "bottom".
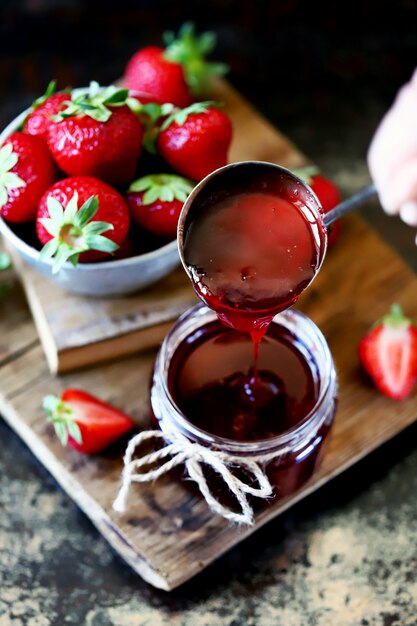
{"left": 367, "top": 68, "right": 417, "bottom": 238}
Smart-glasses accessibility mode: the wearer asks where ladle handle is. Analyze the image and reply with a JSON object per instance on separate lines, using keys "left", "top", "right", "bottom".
{"left": 323, "top": 183, "right": 378, "bottom": 227}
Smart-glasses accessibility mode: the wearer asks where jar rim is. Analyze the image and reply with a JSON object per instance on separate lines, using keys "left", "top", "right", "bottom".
{"left": 155, "top": 303, "right": 336, "bottom": 454}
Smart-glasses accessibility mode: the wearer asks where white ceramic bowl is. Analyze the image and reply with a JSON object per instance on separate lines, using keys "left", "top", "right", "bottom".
{"left": 0, "top": 94, "right": 181, "bottom": 297}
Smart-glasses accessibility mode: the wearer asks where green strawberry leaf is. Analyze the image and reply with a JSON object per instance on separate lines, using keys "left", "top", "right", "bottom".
{"left": 0, "top": 143, "right": 26, "bottom": 209}
{"left": 43, "top": 393, "right": 83, "bottom": 447}
{"left": 163, "top": 22, "right": 229, "bottom": 95}
{"left": 51, "top": 81, "right": 131, "bottom": 124}
{"left": 38, "top": 238, "right": 59, "bottom": 262}
{"left": 0, "top": 186, "right": 7, "bottom": 208}
{"left": 103, "top": 89, "right": 129, "bottom": 104}
{"left": 67, "top": 419, "right": 83, "bottom": 444}
{"left": 291, "top": 165, "right": 320, "bottom": 186}
{"left": 74, "top": 196, "right": 99, "bottom": 228}
{"left": 380, "top": 303, "right": 412, "bottom": 328}
{"left": 128, "top": 173, "right": 194, "bottom": 205}
{"left": 30, "top": 80, "right": 71, "bottom": 112}
{"left": 160, "top": 100, "right": 219, "bottom": 131}
{"left": 38, "top": 193, "right": 118, "bottom": 274}
{"left": 54, "top": 421, "right": 69, "bottom": 446}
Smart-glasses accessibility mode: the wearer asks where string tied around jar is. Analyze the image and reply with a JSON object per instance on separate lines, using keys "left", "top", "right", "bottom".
{"left": 113, "top": 429, "right": 293, "bottom": 525}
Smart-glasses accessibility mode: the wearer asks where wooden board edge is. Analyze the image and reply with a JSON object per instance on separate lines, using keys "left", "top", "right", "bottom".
{"left": 0, "top": 394, "right": 170, "bottom": 591}
{"left": 56, "top": 319, "right": 176, "bottom": 373}
{"left": 8, "top": 247, "right": 59, "bottom": 373}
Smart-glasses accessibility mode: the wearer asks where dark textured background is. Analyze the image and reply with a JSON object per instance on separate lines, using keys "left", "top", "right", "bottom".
{"left": 1, "top": 2, "right": 417, "bottom": 625}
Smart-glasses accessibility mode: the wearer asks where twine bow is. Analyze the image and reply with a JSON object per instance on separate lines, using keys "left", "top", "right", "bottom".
{"left": 113, "top": 429, "right": 291, "bottom": 525}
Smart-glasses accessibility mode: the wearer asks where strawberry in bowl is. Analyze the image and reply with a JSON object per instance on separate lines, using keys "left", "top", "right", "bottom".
{"left": 45, "top": 82, "right": 144, "bottom": 186}
{"left": 37, "top": 176, "right": 131, "bottom": 272}
{"left": 127, "top": 173, "right": 194, "bottom": 240}
{"left": 0, "top": 85, "right": 182, "bottom": 296}
{"left": 156, "top": 101, "right": 233, "bottom": 181}
{"left": 0, "top": 131, "right": 57, "bottom": 223}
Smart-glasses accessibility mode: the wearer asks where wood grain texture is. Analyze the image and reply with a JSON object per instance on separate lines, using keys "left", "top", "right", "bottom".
{"left": 12, "top": 77, "right": 307, "bottom": 375}
{"left": 2, "top": 80, "right": 417, "bottom": 591}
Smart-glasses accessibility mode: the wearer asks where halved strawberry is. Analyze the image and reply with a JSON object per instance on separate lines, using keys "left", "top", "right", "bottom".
{"left": 43, "top": 388, "right": 135, "bottom": 454}
{"left": 127, "top": 173, "right": 194, "bottom": 239}
{"left": 358, "top": 304, "right": 417, "bottom": 400}
{"left": 123, "top": 22, "right": 228, "bottom": 107}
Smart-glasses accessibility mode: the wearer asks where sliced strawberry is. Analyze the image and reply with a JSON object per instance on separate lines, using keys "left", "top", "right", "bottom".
{"left": 157, "top": 101, "right": 233, "bottom": 181}
{"left": 43, "top": 388, "right": 135, "bottom": 454}
{"left": 358, "top": 304, "right": 417, "bottom": 400}
{"left": 123, "top": 22, "right": 228, "bottom": 107}
{"left": 127, "top": 173, "right": 194, "bottom": 239}
{"left": 37, "top": 176, "right": 130, "bottom": 272}
{"left": 0, "top": 132, "right": 57, "bottom": 223}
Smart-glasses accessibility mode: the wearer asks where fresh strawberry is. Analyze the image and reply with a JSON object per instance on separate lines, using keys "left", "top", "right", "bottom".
{"left": 23, "top": 80, "right": 69, "bottom": 141}
{"left": 37, "top": 176, "right": 130, "bottom": 272}
{"left": 123, "top": 22, "right": 228, "bottom": 107}
{"left": 0, "top": 132, "right": 57, "bottom": 223}
{"left": 157, "top": 102, "right": 233, "bottom": 181}
{"left": 46, "top": 82, "right": 144, "bottom": 185}
{"left": 43, "top": 388, "right": 135, "bottom": 454}
{"left": 358, "top": 304, "right": 417, "bottom": 400}
{"left": 292, "top": 166, "right": 342, "bottom": 247}
{"left": 127, "top": 173, "right": 194, "bottom": 239}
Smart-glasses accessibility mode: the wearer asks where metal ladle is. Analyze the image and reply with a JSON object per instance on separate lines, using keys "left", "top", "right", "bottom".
{"left": 178, "top": 160, "right": 377, "bottom": 276}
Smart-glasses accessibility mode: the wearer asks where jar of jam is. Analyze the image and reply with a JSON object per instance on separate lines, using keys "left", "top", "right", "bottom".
{"left": 149, "top": 303, "right": 337, "bottom": 511}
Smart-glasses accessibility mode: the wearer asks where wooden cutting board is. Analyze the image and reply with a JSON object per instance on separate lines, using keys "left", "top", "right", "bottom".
{"left": 10, "top": 78, "right": 307, "bottom": 375}
{"left": 2, "top": 79, "right": 417, "bottom": 591}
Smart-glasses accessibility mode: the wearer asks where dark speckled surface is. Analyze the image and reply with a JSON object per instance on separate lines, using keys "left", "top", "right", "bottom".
{"left": 1, "top": 3, "right": 417, "bottom": 624}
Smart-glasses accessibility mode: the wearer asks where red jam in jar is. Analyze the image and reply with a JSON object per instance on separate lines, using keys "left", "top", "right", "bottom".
{"left": 150, "top": 305, "right": 337, "bottom": 501}
{"left": 169, "top": 319, "right": 319, "bottom": 442}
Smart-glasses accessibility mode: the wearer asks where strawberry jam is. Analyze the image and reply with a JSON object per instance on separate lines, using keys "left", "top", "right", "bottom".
{"left": 169, "top": 319, "right": 319, "bottom": 442}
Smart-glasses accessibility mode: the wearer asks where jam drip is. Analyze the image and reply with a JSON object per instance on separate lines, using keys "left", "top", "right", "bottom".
{"left": 183, "top": 189, "right": 326, "bottom": 384}
{"left": 169, "top": 320, "right": 319, "bottom": 441}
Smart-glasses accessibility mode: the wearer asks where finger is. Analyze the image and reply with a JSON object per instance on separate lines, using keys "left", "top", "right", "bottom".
{"left": 400, "top": 202, "right": 417, "bottom": 227}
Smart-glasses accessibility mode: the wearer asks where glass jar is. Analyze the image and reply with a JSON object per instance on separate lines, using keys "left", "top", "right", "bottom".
{"left": 149, "top": 303, "right": 337, "bottom": 506}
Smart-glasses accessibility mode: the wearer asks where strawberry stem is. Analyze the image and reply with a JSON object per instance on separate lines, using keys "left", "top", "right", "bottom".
{"left": 51, "top": 81, "right": 131, "bottom": 123}
{"left": 0, "top": 143, "right": 26, "bottom": 209}
{"left": 160, "top": 100, "right": 218, "bottom": 131}
{"left": 163, "top": 22, "right": 229, "bottom": 95}
{"left": 128, "top": 173, "right": 194, "bottom": 204}
{"left": 43, "top": 394, "right": 83, "bottom": 446}
{"left": 372, "top": 303, "right": 413, "bottom": 329}
{"left": 291, "top": 165, "right": 320, "bottom": 186}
